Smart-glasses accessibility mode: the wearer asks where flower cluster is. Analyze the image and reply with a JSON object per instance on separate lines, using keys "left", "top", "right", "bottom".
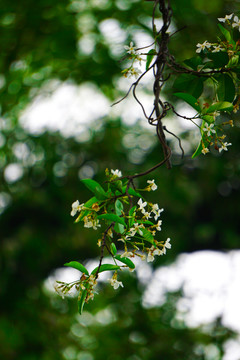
{"left": 201, "top": 120, "right": 232, "bottom": 155}
{"left": 122, "top": 42, "right": 144, "bottom": 79}
{"left": 58, "top": 169, "right": 171, "bottom": 313}
{"left": 196, "top": 14, "right": 240, "bottom": 54}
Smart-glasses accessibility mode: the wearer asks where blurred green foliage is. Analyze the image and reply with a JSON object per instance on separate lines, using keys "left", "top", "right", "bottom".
{"left": 1, "top": 0, "right": 240, "bottom": 359}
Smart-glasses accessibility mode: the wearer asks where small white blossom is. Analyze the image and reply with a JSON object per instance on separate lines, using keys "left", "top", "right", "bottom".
{"left": 109, "top": 278, "right": 124, "bottom": 290}
{"left": 196, "top": 40, "right": 211, "bottom": 53}
{"left": 218, "top": 14, "right": 233, "bottom": 23}
{"left": 124, "top": 42, "right": 137, "bottom": 55}
{"left": 129, "top": 67, "right": 142, "bottom": 78}
{"left": 156, "top": 220, "right": 162, "bottom": 231}
{"left": 153, "top": 248, "right": 164, "bottom": 256}
{"left": 202, "top": 123, "right": 216, "bottom": 137}
{"left": 147, "top": 179, "right": 157, "bottom": 191}
{"left": 142, "top": 209, "right": 152, "bottom": 219}
{"left": 129, "top": 223, "right": 145, "bottom": 236}
{"left": 138, "top": 198, "right": 147, "bottom": 211}
{"left": 121, "top": 250, "right": 134, "bottom": 258}
{"left": 212, "top": 45, "right": 224, "bottom": 52}
{"left": 232, "top": 16, "right": 240, "bottom": 31}
{"left": 164, "top": 238, "right": 171, "bottom": 249}
{"left": 219, "top": 142, "right": 232, "bottom": 152}
{"left": 83, "top": 216, "right": 101, "bottom": 230}
{"left": 111, "top": 169, "right": 122, "bottom": 177}
{"left": 71, "top": 200, "right": 84, "bottom": 216}
{"left": 202, "top": 147, "right": 209, "bottom": 155}
{"left": 147, "top": 253, "right": 155, "bottom": 262}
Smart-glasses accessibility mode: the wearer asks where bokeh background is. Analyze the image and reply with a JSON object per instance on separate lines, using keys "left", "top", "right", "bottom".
{"left": 1, "top": 0, "right": 240, "bottom": 359}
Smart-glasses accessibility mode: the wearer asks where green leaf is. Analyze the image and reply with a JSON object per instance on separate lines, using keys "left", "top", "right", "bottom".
{"left": 218, "top": 24, "right": 235, "bottom": 45}
{"left": 137, "top": 219, "right": 155, "bottom": 225}
{"left": 174, "top": 92, "right": 201, "bottom": 112}
{"left": 97, "top": 213, "right": 127, "bottom": 226}
{"left": 146, "top": 49, "right": 156, "bottom": 70}
{"left": 110, "top": 242, "right": 117, "bottom": 255}
{"left": 201, "top": 115, "right": 214, "bottom": 124}
{"left": 142, "top": 228, "right": 155, "bottom": 245}
{"left": 81, "top": 179, "right": 108, "bottom": 200}
{"left": 173, "top": 74, "right": 204, "bottom": 98}
{"left": 207, "top": 52, "right": 229, "bottom": 68}
{"left": 184, "top": 56, "right": 203, "bottom": 70}
{"left": 114, "top": 255, "right": 135, "bottom": 269}
{"left": 64, "top": 261, "right": 89, "bottom": 275}
{"left": 122, "top": 185, "right": 142, "bottom": 198}
{"left": 227, "top": 54, "right": 239, "bottom": 67}
{"left": 75, "top": 196, "right": 99, "bottom": 222}
{"left": 128, "top": 205, "right": 137, "bottom": 228}
{"left": 205, "top": 101, "right": 234, "bottom": 113}
{"left": 217, "top": 74, "right": 236, "bottom": 102}
{"left": 91, "top": 264, "right": 120, "bottom": 275}
{"left": 78, "top": 289, "right": 87, "bottom": 315}
{"left": 192, "top": 122, "right": 209, "bottom": 159}
{"left": 192, "top": 141, "right": 203, "bottom": 159}
{"left": 114, "top": 200, "right": 125, "bottom": 234}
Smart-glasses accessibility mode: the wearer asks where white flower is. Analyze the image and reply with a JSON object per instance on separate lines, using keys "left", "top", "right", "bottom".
{"left": 71, "top": 200, "right": 84, "bottom": 216}
{"left": 137, "top": 198, "right": 147, "bottom": 211}
{"left": 129, "top": 223, "right": 145, "bottom": 236}
{"left": 121, "top": 250, "right": 134, "bottom": 258}
{"left": 164, "top": 238, "right": 171, "bottom": 249}
{"left": 218, "top": 14, "right": 233, "bottom": 23}
{"left": 213, "top": 111, "right": 220, "bottom": 120}
{"left": 156, "top": 220, "right": 162, "bottom": 231}
{"left": 202, "top": 147, "right": 209, "bottom": 155}
{"left": 142, "top": 210, "right": 152, "bottom": 219}
{"left": 212, "top": 45, "right": 224, "bottom": 52}
{"left": 129, "top": 67, "right": 142, "bottom": 79}
{"left": 147, "top": 253, "right": 155, "bottom": 262}
{"left": 232, "top": 16, "right": 240, "bottom": 31}
{"left": 83, "top": 216, "right": 101, "bottom": 230}
{"left": 124, "top": 41, "right": 137, "bottom": 55}
{"left": 109, "top": 278, "right": 124, "bottom": 290}
{"left": 147, "top": 179, "right": 157, "bottom": 191}
{"left": 111, "top": 169, "right": 122, "bottom": 177}
{"left": 202, "top": 123, "right": 216, "bottom": 137}
{"left": 196, "top": 40, "right": 211, "bottom": 53}
{"left": 219, "top": 142, "right": 232, "bottom": 152}
{"left": 153, "top": 248, "right": 164, "bottom": 256}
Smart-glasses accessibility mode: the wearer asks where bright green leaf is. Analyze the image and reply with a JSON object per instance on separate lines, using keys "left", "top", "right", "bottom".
{"left": 146, "top": 49, "right": 156, "bottom": 70}
{"left": 115, "top": 255, "right": 135, "bottom": 269}
{"left": 97, "top": 213, "right": 127, "bottom": 226}
{"left": 110, "top": 242, "right": 117, "bottom": 255}
{"left": 218, "top": 24, "right": 235, "bottom": 45}
{"left": 114, "top": 199, "right": 125, "bottom": 234}
{"left": 81, "top": 179, "right": 108, "bottom": 200}
{"left": 142, "top": 228, "right": 155, "bottom": 245}
{"left": 75, "top": 196, "right": 99, "bottom": 222}
{"left": 205, "top": 101, "right": 234, "bottom": 113}
{"left": 64, "top": 261, "right": 89, "bottom": 275}
{"left": 91, "top": 264, "right": 120, "bottom": 275}
{"left": 174, "top": 92, "right": 201, "bottom": 112}
{"left": 78, "top": 289, "right": 87, "bottom": 315}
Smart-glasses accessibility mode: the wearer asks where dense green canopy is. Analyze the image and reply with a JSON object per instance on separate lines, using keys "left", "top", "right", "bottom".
{"left": 1, "top": 0, "right": 240, "bottom": 359}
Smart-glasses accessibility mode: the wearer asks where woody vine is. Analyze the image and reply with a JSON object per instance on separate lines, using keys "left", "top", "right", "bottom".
{"left": 55, "top": 0, "right": 240, "bottom": 314}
